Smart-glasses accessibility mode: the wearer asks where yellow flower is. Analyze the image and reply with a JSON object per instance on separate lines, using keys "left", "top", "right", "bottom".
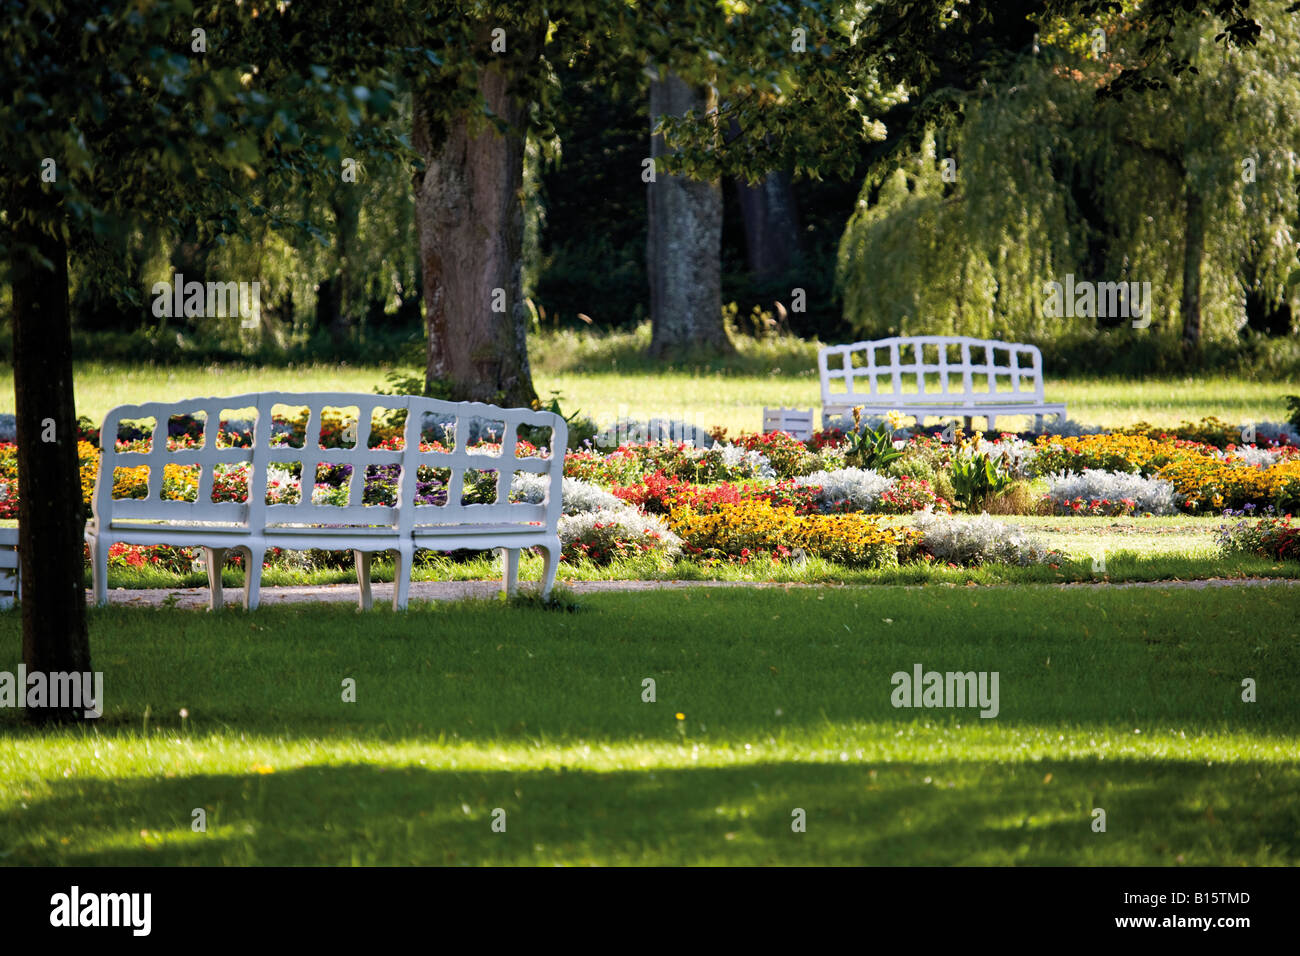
{"left": 885, "top": 409, "right": 908, "bottom": 432}
{"left": 675, "top": 713, "right": 685, "bottom": 720}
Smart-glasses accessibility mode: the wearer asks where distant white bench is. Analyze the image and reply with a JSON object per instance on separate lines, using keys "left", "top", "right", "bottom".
{"left": 0, "top": 527, "right": 18, "bottom": 610}
{"left": 85, "top": 392, "right": 566, "bottom": 611}
{"left": 818, "top": 336, "right": 1066, "bottom": 432}
{"left": 762, "top": 407, "right": 814, "bottom": 441}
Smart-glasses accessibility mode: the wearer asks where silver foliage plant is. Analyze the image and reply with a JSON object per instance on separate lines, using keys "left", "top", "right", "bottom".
{"left": 1224, "top": 444, "right": 1291, "bottom": 468}
{"left": 793, "top": 467, "right": 894, "bottom": 512}
{"left": 511, "top": 474, "right": 622, "bottom": 514}
{"left": 1044, "top": 469, "right": 1178, "bottom": 515}
{"left": 557, "top": 506, "right": 682, "bottom": 559}
{"left": 913, "top": 512, "right": 1059, "bottom": 566}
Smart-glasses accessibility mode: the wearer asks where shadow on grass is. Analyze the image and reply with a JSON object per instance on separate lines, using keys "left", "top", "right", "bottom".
{"left": 4, "top": 758, "right": 1298, "bottom": 866}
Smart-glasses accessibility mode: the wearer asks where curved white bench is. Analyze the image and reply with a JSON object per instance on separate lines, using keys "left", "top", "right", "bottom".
{"left": 819, "top": 336, "right": 1067, "bottom": 432}
{"left": 85, "top": 392, "right": 566, "bottom": 610}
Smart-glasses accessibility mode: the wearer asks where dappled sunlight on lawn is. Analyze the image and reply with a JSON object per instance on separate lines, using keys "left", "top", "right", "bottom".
{"left": 2, "top": 587, "right": 1296, "bottom": 865}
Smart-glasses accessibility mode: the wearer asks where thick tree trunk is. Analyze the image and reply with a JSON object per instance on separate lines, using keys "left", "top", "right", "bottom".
{"left": 412, "top": 28, "right": 540, "bottom": 408}
{"left": 1180, "top": 188, "right": 1206, "bottom": 359}
{"left": 734, "top": 170, "right": 800, "bottom": 280}
{"left": 647, "top": 72, "right": 731, "bottom": 357}
{"left": 9, "top": 186, "right": 92, "bottom": 724}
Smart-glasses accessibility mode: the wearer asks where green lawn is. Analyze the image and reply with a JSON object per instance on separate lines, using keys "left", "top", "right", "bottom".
{"left": 1, "top": 328, "right": 1290, "bottom": 435}
{"left": 2, "top": 586, "right": 1297, "bottom": 865}
{"left": 542, "top": 371, "right": 1290, "bottom": 436}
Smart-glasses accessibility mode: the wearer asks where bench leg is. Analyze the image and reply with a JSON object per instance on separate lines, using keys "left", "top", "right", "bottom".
{"left": 241, "top": 544, "right": 265, "bottom": 611}
{"left": 963, "top": 416, "right": 973, "bottom": 435}
{"left": 391, "top": 544, "right": 413, "bottom": 611}
{"left": 205, "top": 547, "right": 228, "bottom": 611}
{"left": 538, "top": 538, "right": 560, "bottom": 600}
{"left": 89, "top": 535, "right": 110, "bottom": 607}
{"left": 1034, "top": 414, "right": 1044, "bottom": 433}
{"left": 501, "top": 547, "right": 520, "bottom": 597}
{"left": 354, "top": 550, "right": 373, "bottom": 611}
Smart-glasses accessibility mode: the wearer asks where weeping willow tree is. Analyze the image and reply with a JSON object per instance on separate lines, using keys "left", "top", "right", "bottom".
{"left": 836, "top": 122, "right": 1076, "bottom": 343}
{"left": 130, "top": 97, "right": 418, "bottom": 354}
{"left": 837, "top": 0, "right": 1300, "bottom": 358}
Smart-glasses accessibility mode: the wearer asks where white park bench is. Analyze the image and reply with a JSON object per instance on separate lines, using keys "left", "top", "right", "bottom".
{"left": 85, "top": 392, "right": 566, "bottom": 611}
{"left": 762, "top": 407, "right": 814, "bottom": 441}
{"left": 818, "top": 336, "right": 1067, "bottom": 432}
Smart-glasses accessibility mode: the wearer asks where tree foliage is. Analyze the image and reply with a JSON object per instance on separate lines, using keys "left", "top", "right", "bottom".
{"left": 837, "top": 0, "right": 1300, "bottom": 357}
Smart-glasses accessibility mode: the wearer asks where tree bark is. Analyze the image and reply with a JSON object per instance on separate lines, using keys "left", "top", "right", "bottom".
{"left": 647, "top": 72, "right": 731, "bottom": 358}
{"left": 1180, "top": 187, "right": 1206, "bottom": 359}
{"left": 9, "top": 185, "right": 92, "bottom": 724}
{"left": 412, "top": 27, "right": 540, "bottom": 408}
{"left": 734, "top": 170, "right": 800, "bottom": 280}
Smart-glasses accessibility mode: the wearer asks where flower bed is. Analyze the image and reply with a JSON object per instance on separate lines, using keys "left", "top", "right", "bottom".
{"left": 667, "top": 500, "right": 918, "bottom": 567}
{"left": 1217, "top": 513, "right": 1299, "bottom": 561}
{"left": 3, "top": 406, "right": 1298, "bottom": 582}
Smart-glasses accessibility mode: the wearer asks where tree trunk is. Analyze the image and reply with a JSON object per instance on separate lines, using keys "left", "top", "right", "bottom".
{"left": 9, "top": 185, "right": 92, "bottom": 724}
{"left": 647, "top": 72, "right": 731, "bottom": 357}
{"left": 734, "top": 170, "right": 800, "bottom": 280}
{"left": 1180, "top": 188, "right": 1206, "bottom": 359}
{"left": 317, "top": 275, "right": 344, "bottom": 343}
{"left": 324, "top": 188, "right": 361, "bottom": 346}
{"left": 412, "top": 27, "right": 540, "bottom": 408}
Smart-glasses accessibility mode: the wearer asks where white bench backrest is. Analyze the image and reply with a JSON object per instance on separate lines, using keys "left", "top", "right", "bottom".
{"left": 252, "top": 392, "right": 412, "bottom": 531}
{"left": 762, "top": 407, "right": 814, "bottom": 440}
{"left": 94, "top": 395, "right": 262, "bottom": 527}
{"left": 93, "top": 393, "right": 567, "bottom": 533}
{"left": 819, "top": 336, "right": 1047, "bottom": 408}
{"left": 401, "top": 397, "right": 566, "bottom": 534}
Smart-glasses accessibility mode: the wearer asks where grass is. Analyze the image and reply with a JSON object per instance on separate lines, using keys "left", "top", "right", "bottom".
{"left": 534, "top": 326, "right": 1294, "bottom": 433}
{"left": 2, "top": 586, "right": 1297, "bottom": 865}
{"left": 1, "top": 327, "right": 1291, "bottom": 435}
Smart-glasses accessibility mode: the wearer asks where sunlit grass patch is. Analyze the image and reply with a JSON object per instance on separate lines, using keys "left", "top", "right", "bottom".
{"left": 2, "top": 586, "right": 1296, "bottom": 865}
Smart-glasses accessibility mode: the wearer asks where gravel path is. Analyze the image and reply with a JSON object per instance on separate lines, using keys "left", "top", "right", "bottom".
{"left": 88, "top": 575, "right": 1300, "bottom": 609}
